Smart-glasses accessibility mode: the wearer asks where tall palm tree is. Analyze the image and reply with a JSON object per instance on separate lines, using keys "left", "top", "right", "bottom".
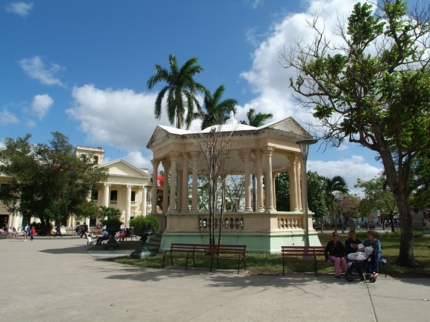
{"left": 147, "top": 55, "right": 205, "bottom": 129}
{"left": 240, "top": 108, "right": 273, "bottom": 127}
{"left": 241, "top": 108, "right": 273, "bottom": 211}
{"left": 324, "top": 176, "right": 349, "bottom": 232}
{"left": 200, "top": 85, "right": 237, "bottom": 130}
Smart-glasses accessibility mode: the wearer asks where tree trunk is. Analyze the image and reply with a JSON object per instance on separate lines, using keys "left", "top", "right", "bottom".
{"left": 395, "top": 196, "right": 415, "bottom": 266}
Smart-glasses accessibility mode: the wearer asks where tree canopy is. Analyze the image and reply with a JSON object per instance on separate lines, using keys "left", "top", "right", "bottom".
{"left": 240, "top": 108, "right": 273, "bottom": 127}
{"left": 147, "top": 55, "right": 205, "bottom": 129}
{"left": 0, "top": 132, "right": 108, "bottom": 229}
{"left": 282, "top": 0, "right": 430, "bottom": 266}
{"left": 200, "top": 85, "right": 237, "bottom": 130}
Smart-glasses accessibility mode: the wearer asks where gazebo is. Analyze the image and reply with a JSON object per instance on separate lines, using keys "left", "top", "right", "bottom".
{"left": 146, "top": 112, "right": 321, "bottom": 253}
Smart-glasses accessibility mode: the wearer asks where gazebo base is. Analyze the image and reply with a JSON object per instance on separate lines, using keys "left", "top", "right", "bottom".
{"left": 159, "top": 231, "right": 321, "bottom": 254}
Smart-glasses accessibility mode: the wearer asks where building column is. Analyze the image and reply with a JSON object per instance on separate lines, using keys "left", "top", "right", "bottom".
{"left": 264, "top": 145, "right": 275, "bottom": 211}
{"left": 169, "top": 151, "right": 179, "bottom": 212}
{"left": 162, "top": 160, "right": 170, "bottom": 213}
{"left": 221, "top": 174, "right": 227, "bottom": 212}
{"left": 103, "top": 183, "right": 111, "bottom": 207}
{"left": 244, "top": 149, "right": 252, "bottom": 212}
{"left": 181, "top": 154, "right": 189, "bottom": 212}
{"left": 151, "top": 159, "right": 159, "bottom": 214}
{"left": 125, "top": 185, "right": 133, "bottom": 227}
{"left": 254, "top": 149, "right": 264, "bottom": 212}
{"left": 142, "top": 186, "right": 147, "bottom": 216}
{"left": 191, "top": 152, "right": 200, "bottom": 212}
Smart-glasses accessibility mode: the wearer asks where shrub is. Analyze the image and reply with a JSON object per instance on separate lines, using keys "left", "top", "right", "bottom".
{"left": 129, "top": 215, "right": 160, "bottom": 232}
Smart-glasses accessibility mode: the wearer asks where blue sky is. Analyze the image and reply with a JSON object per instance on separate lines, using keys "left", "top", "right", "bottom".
{"left": 1, "top": 0, "right": 416, "bottom": 194}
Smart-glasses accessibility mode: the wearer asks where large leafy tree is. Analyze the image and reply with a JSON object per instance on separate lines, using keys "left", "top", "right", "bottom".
{"left": 0, "top": 132, "right": 108, "bottom": 232}
{"left": 355, "top": 176, "right": 397, "bottom": 232}
{"left": 282, "top": 0, "right": 430, "bottom": 266}
{"left": 200, "top": 85, "right": 237, "bottom": 130}
{"left": 147, "top": 55, "right": 205, "bottom": 129}
{"left": 324, "top": 176, "right": 349, "bottom": 232}
{"left": 240, "top": 108, "right": 273, "bottom": 127}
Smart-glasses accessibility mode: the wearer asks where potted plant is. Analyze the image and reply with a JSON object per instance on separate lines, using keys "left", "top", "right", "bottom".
{"left": 129, "top": 215, "right": 160, "bottom": 259}
{"left": 98, "top": 206, "right": 123, "bottom": 249}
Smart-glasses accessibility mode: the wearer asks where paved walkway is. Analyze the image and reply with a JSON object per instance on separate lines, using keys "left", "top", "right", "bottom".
{"left": 1, "top": 237, "right": 429, "bottom": 322}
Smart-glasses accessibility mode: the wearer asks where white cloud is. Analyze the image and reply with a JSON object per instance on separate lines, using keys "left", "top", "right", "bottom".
{"left": 245, "top": 0, "right": 263, "bottom": 9}
{"left": 67, "top": 84, "right": 173, "bottom": 151}
{"left": 0, "top": 108, "right": 19, "bottom": 125}
{"left": 25, "top": 119, "right": 36, "bottom": 128}
{"left": 239, "top": 0, "right": 361, "bottom": 125}
{"left": 30, "top": 94, "right": 53, "bottom": 119}
{"left": 0, "top": 141, "right": 5, "bottom": 149}
{"left": 309, "top": 156, "right": 382, "bottom": 196}
{"left": 5, "top": 2, "right": 33, "bottom": 18}
{"left": 123, "top": 151, "right": 152, "bottom": 169}
{"left": 18, "top": 56, "right": 65, "bottom": 86}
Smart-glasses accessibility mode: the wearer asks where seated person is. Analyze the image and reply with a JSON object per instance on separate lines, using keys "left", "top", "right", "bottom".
{"left": 96, "top": 230, "right": 110, "bottom": 245}
{"left": 345, "top": 230, "right": 362, "bottom": 254}
{"left": 363, "top": 230, "right": 382, "bottom": 275}
{"left": 324, "top": 232, "right": 348, "bottom": 279}
{"left": 118, "top": 228, "right": 131, "bottom": 242}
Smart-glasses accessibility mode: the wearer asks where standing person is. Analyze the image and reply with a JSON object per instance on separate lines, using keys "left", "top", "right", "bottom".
{"left": 363, "top": 230, "right": 382, "bottom": 276}
{"left": 324, "top": 232, "right": 348, "bottom": 278}
{"left": 30, "top": 226, "right": 36, "bottom": 241}
{"left": 54, "top": 222, "right": 63, "bottom": 237}
{"left": 23, "top": 223, "right": 30, "bottom": 241}
{"left": 80, "top": 223, "right": 88, "bottom": 238}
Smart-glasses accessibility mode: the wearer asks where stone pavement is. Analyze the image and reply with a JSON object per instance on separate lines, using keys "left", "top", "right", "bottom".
{"left": 1, "top": 237, "right": 429, "bottom": 322}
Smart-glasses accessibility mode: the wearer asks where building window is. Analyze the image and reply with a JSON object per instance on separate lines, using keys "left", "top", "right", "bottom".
{"left": 91, "top": 190, "right": 98, "bottom": 200}
{"left": 93, "top": 156, "right": 98, "bottom": 164}
{"left": 110, "top": 190, "right": 117, "bottom": 204}
{"left": 131, "top": 191, "right": 136, "bottom": 202}
{"left": 80, "top": 154, "right": 87, "bottom": 162}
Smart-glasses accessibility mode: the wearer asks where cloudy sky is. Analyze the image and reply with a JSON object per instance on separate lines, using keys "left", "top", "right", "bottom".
{"left": 2, "top": 0, "right": 416, "bottom": 194}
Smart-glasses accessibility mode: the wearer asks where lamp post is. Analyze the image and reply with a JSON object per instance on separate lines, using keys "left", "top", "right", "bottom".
{"left": 296, "top": 138, "right": 318, "bottom": 247}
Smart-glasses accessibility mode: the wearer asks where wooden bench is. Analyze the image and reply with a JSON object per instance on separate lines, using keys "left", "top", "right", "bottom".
{"left": 162, "top": 243, "right": 247, "bottom": 273}
{"left": 281, "top": 246, "right": 326, "bottom": 276}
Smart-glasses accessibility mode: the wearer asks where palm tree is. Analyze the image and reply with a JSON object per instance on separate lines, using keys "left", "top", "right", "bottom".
{"left": 200, "top": 85, "right": 237, "bottom": 130}
{"left": 324, "top": 176, "right": 349, "bottom": 232}
{"left": 240, "top": 108, "right": 273, "bottom": 127}
{"left": 147, "top": 55, "right": 205, "bottom": 129}
{"left": 241, "top": 108, "right": 273, "bottom": 211}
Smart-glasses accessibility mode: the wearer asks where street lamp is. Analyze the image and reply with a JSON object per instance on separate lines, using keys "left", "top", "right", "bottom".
{"left": 296, "top": 138, "right": 318, "bottom": 247}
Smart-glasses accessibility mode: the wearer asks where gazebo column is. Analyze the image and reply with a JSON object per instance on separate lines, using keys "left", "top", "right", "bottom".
{"left": 169, "top": 151, "right": 179, "bottom": 212}
{"left": 272, "top": 174, "right": 277, "bottom": 210}
{"left": 255, "top": 149, "right": 264, "bottom": 212}
{"left": 181, "top": 155, "right": 189, "bottom": 212}
{"left": 190, "top": 152, "right": 199, "bottom": 212}
{"left": 244, "top": 149, "right": 252, "bottom": 212}
{"left": 151, "top": 160, "right": 159, "bottom": 214}
{"left": 178, "top": 170, "right": 182, "bottom": 211}
{"left": 103, "top": 183, "right": 111, "bottom": 207}
{"left": 297, "top": 159, "right": 303, "bottom": 211}
{"left": 161, "top": 160, "right": 170, "bottom": 213}
{"left": 264, "top": 145, "right": 275, "bottom": 211}
{"left": 290, "top": 155, "right": 299, "bottom": 211}
{"left": 125, "top": 185, "right": 133, "bottom": 227}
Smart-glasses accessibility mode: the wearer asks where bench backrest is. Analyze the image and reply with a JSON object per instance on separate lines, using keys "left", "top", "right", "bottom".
{"left": 169, "top": 243, "right": 246, "bottom": 254}
{"left": 281, "top": 246, "right": 325, "bottom": 256}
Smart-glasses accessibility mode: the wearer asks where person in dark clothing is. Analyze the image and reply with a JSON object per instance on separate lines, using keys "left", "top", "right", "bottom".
{"left": 345, "top": 230, "right": 364, "bottom": 279}
{"left": 324, "top": 232, "right": 348, "bottom": 278}
{"left": 345, "top": 230, "right": 362, "bottom": 254}
{"left": 54, "top": 222, "right": 62, "bottom": 237}
{"left": 80, "top": 223, "right": 88, "bottom": 238}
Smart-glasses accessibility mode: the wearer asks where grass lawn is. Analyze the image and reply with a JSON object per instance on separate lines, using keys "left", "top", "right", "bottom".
{"left": 107, "top": 233, "right": 430, "bottom": 277}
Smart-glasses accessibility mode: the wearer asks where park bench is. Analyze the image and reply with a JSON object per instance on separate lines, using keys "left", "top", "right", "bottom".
{"left": 162, "top": 243, "right": 247, "bottom": 273}
{"left": 281, "top": 246, "right": 326, "bottom": 276}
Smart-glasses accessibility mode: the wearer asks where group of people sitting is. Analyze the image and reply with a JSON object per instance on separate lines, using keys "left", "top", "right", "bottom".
{"left": 324, "top": 230, "right": 382, "bottom": 279}
{"left": 92, "top": 227, "right": 133, "bottom": 245}
{"left": 0, "top": 226, "right": 19, "bottom": 238}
